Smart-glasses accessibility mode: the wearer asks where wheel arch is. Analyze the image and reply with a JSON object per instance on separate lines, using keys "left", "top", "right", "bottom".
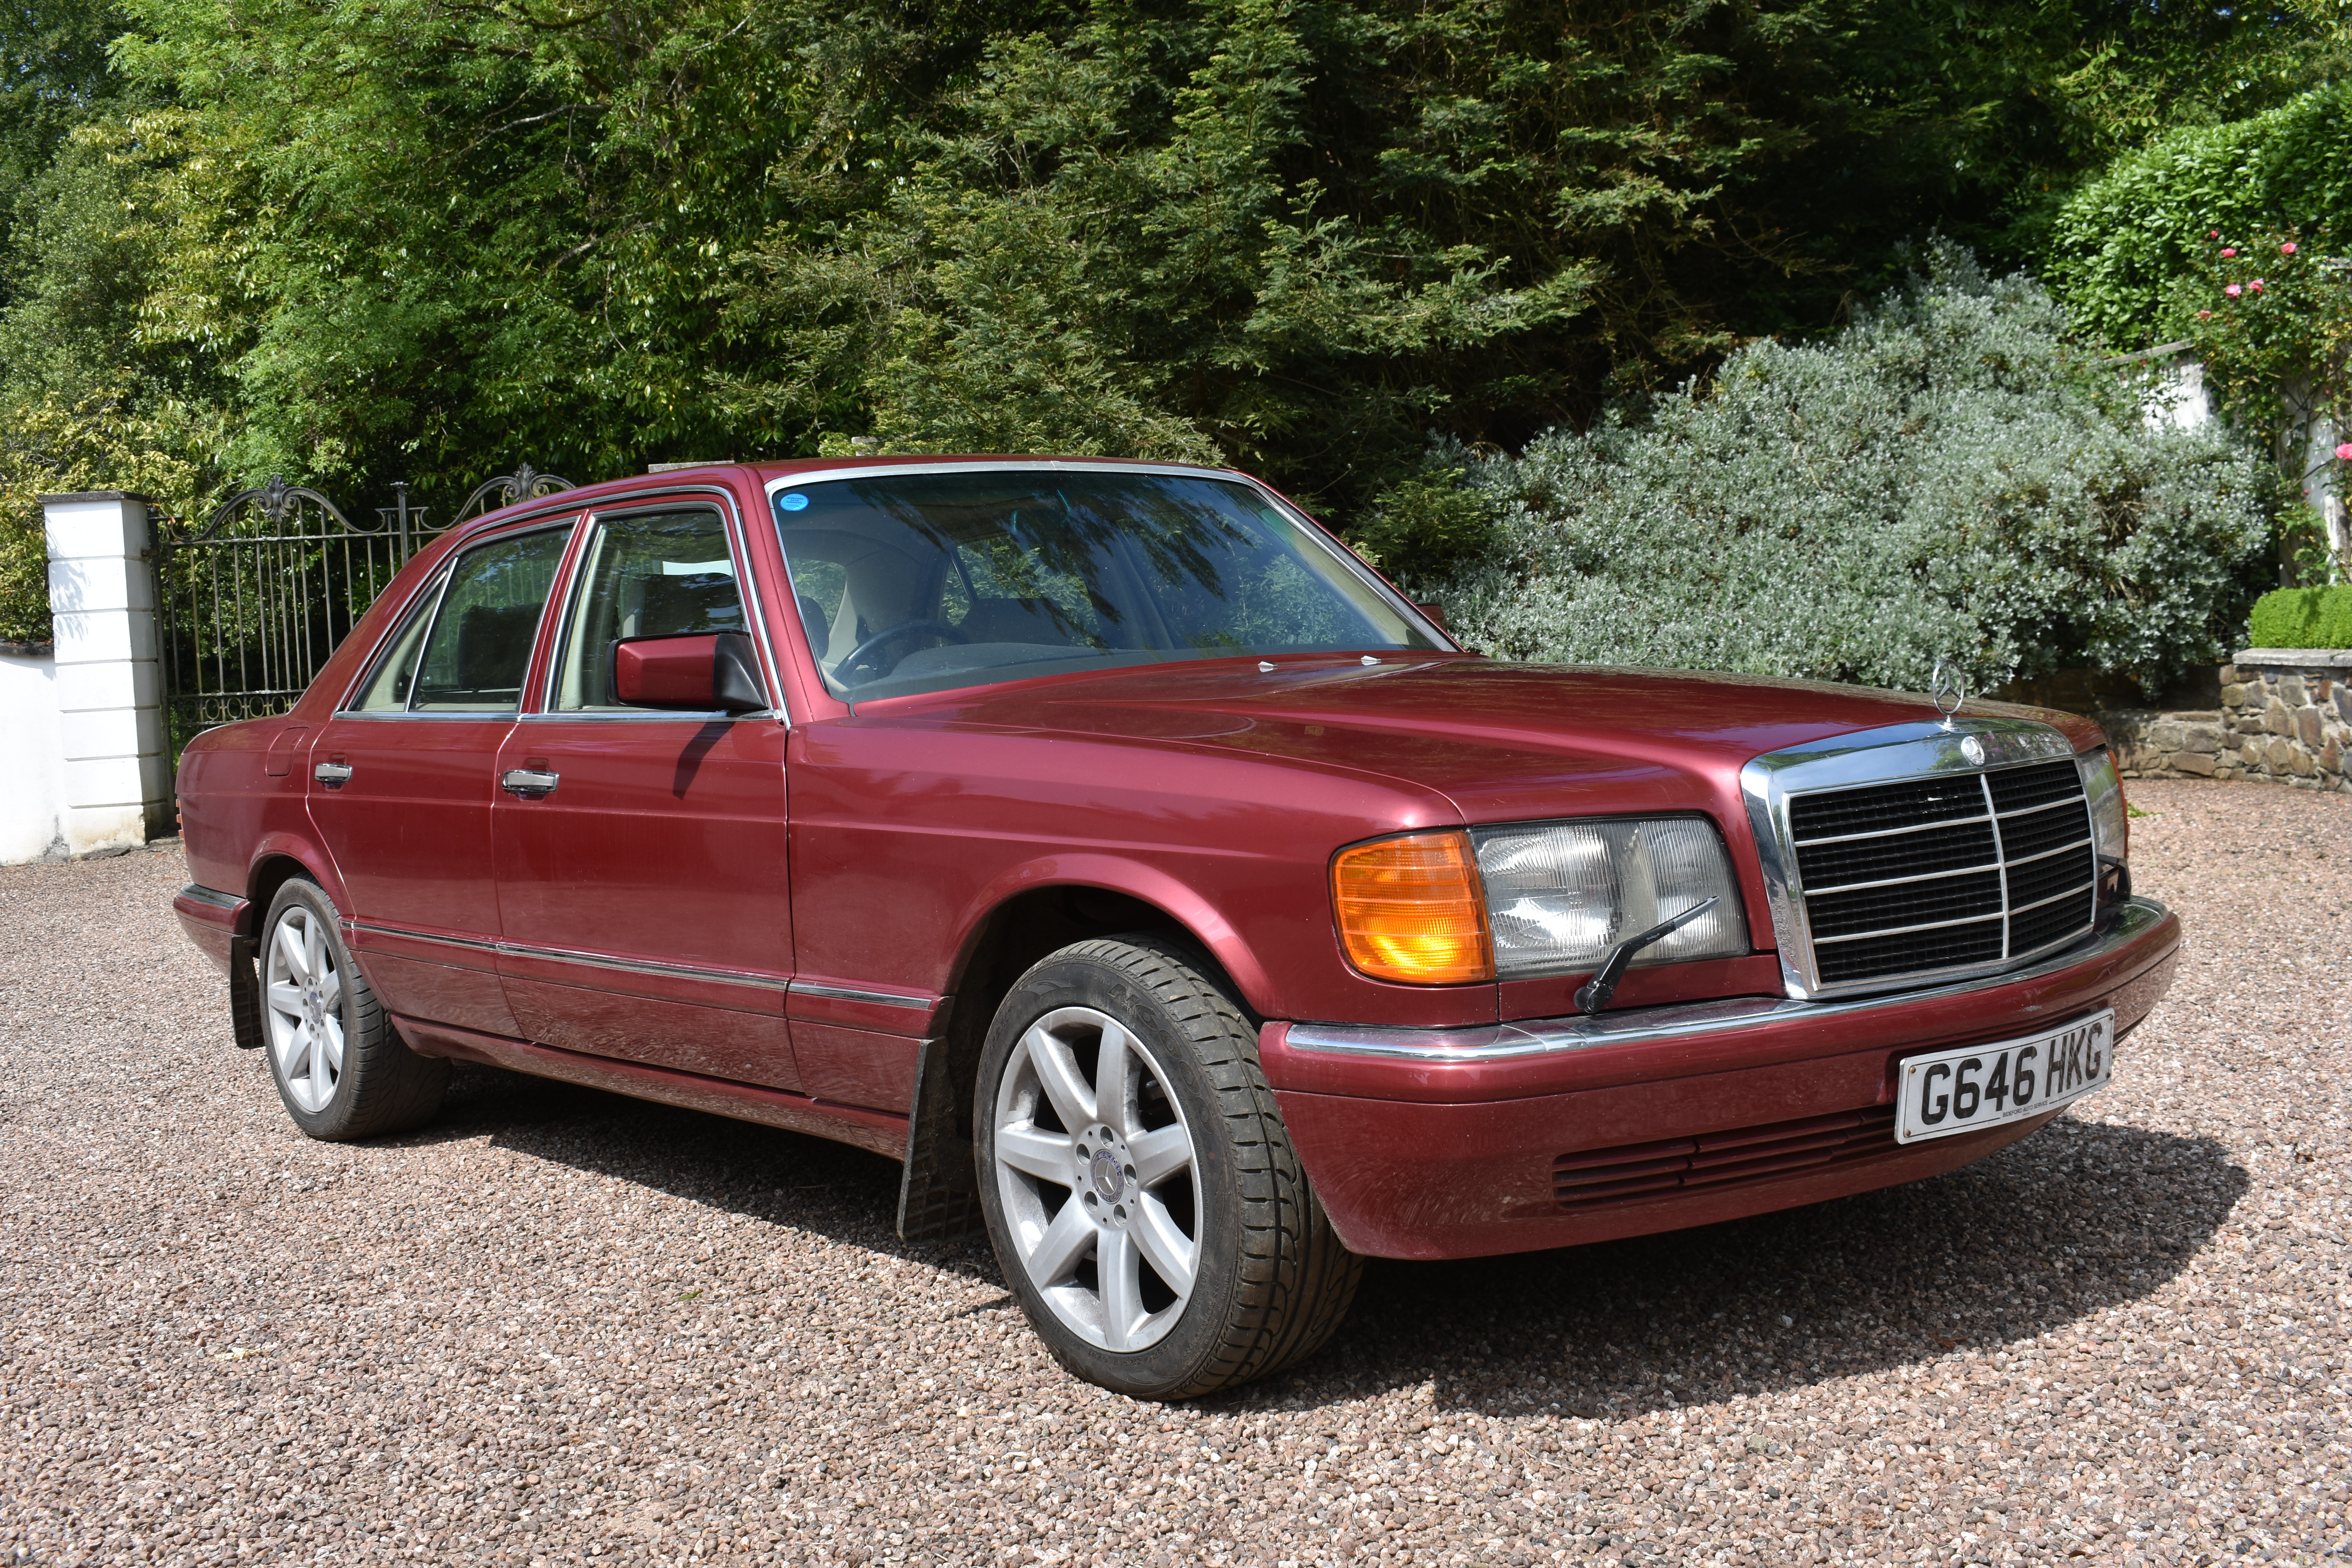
{"left": 245, "top": 838, "right": 349, "bottom": 928}
{"left": 229, "top": 840, "right": 350, "bottom": 1054}
{"left": 898, "top": 859, "right": 1274, "bottom": 1244}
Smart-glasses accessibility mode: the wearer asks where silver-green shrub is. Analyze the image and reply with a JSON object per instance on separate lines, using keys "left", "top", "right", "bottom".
{"left": 1426, "top": 245, "right": 2269, "bottom": 699}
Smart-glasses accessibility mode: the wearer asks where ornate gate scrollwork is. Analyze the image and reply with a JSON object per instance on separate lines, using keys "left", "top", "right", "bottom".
{"left": 156, "top": 462, "right": 574, "bottom": 759}
{"left": 456, "top": 463, "right": 576, "bottom": 521}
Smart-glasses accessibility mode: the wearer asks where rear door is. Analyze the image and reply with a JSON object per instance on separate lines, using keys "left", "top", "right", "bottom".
{"left": 490, "top": 497, "right": 799, "bottom": 1089}
{"left": 308, "top": 520, "right": 577, "bottom": 1035}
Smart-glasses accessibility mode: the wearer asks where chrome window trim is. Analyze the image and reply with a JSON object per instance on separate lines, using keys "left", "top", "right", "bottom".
{"left": 513, "top": 710, "right": 772, "bottom": 725}
{"left": 334, "top": 554, "right": 455, "bottom": 715}
{"left": 761, "top": 461, "right": 1456, "bottom": 661}
{"left": 332, "top": 517, "right": 579, "bottom": 719}
{"left": 1737, "top": 717, "right": 2093, "bottom": 1001}
{"left": 1286, "top": 897, "right": 2170, "bottom": 1061}
{"left": 537, "top": 486, "right": 790, "bottom": 725}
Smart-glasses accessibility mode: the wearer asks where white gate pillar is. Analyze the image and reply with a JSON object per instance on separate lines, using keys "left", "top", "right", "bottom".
{"left": 41, "top": 491, "right": 170, "bottom": 856}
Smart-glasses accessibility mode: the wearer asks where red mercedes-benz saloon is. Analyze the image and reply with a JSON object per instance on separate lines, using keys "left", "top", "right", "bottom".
{"left": 171, "top": 458, "right": 2180, "bottom": 1397}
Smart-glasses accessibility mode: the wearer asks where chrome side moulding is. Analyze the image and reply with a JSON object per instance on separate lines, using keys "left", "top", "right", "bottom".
{"left": 1285, "top": 897, "right": 2171, "bottom": 1062}
{"left": 345, "top": 920, "right": 789, "bottom": 991}
{"left": 789, "top": 981, "right": 931, "bottom": 1009}
{"left": 1738, "top": 716, "right": 2084, "bottom": 1001}
{"left": 342, "top": 920, "right": 942, "bottom": 1007}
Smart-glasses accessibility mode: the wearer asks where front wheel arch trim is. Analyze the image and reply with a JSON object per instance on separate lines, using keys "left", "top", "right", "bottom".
{"left": 897, "top": 858, "right": 1278, "bottom": 1245}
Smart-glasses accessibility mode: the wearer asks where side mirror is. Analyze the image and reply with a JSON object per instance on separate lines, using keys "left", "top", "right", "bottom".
{"left": 612, "top": 631, "right": 767, "bottom": 713}
{"left": 1415, "top": 601, "right": 1449, "bottom": 633}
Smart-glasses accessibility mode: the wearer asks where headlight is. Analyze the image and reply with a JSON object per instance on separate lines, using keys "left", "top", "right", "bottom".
{"left": 2076, "top": 745, "right": 2129, "bottom": 889}
{"left": 1332, "top": 818, "right": 1748, "bottom": 986}
{"left": 1470, "top": 817, "right": 1747, "bottom": 979}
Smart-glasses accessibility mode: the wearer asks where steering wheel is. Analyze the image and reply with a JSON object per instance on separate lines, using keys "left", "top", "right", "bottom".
{"left": 833, "top": 618, "right": 967, "bottom": 687}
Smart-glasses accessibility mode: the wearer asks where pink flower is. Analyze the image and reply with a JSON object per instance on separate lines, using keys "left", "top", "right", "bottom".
{"left": 2336, "top": 443, "right": 2352, "bottom": 462}
{"left": 2210, "top": 230, "right": 2221, "bottom": 239}
{"left": 2199, "top": 309, "right": 2213, "bottom": 319}
{"left": 2283, "top": 241, "right": 2299, "bottom": 255}
{"left": 2251, "top": 279, "right": 2266, "bottom": 292}
{"left": 2226, "top": 283, "right": 2243, "bottom": 297}
{"left": 2222, "top": 247, "right": 2238, "bottom": 258}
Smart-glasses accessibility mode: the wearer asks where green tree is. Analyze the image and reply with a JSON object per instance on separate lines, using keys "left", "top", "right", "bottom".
{"left": 2, "top": 0, "right": 2342, "bottom": 652}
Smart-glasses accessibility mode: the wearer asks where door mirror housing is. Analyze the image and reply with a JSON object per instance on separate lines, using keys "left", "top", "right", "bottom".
{"left": 612, "top": 632, "right": 767, "bottom": 713}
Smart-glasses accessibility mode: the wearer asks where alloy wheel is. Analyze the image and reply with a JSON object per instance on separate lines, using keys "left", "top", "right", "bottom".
{"left": 264, "top": 904, "right": 345, "bottom": 1114}
{"left": 990, "top": 1006, "right": 1201, "bottom": 1352}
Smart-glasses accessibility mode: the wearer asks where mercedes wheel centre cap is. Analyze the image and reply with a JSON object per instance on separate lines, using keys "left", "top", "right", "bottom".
{"left": 1091, "top": 1149, "right": 1124, "bottom": 1201}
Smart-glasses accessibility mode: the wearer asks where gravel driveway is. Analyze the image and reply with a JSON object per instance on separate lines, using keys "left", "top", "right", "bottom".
{"left": 2, "top": 778, "right": 2345, "bottom": 1568}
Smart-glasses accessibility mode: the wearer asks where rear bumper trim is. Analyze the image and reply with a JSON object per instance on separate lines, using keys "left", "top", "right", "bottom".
{"left": 1288, "top": 897, "right": 2171, "bottom": 1062}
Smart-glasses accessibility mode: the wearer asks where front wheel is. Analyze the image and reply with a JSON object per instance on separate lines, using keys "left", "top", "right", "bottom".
{"left": 975, "top": 935, "right": 1361, "bottom": 1398}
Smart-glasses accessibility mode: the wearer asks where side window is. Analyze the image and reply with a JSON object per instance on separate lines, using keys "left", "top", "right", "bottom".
{"left": 552, "top": 508, "right": 747, "bottom": 711}
{"left": 405, "top": 528, "right": 573, "bottom": 713}
{"left": 349, "top": 575, "right": 445, "bottom": 713}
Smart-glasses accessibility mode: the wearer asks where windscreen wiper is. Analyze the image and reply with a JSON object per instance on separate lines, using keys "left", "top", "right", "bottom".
{"left": 1574, "top": 897, "right": 1722, "bottom": 1017}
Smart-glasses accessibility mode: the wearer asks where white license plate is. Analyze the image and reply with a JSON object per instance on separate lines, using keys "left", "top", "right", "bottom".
{"left": 1894, "top": 1010, "right": 2114, "bottom": 1144}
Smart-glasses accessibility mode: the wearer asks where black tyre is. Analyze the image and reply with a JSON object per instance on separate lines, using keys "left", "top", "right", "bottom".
{"left": 974, "top": 934, "right": 1361, "bottom": 1397}
{"left": 258, "top": 877, "right": 448, "bottom": 1140}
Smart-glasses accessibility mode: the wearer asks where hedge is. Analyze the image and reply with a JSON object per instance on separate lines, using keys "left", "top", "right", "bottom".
{"left": 2247, "top": 585, "right": 2352, "bottom": 650}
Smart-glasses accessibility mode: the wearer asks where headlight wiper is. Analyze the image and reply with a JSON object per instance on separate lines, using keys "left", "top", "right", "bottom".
{"left": 1573, "top": 897, "right": 1721, "bottom": 1016}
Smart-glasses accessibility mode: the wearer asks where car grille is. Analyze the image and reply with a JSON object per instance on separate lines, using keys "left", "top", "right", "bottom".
{"left": 1786, "top": 759, "right": 2095, "bottom": 990}
{"left": 1552, "top": 1107, "right": 1898, "bottom": 1210}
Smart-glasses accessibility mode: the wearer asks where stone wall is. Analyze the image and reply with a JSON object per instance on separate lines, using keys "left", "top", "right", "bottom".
{"left": 2101, "top": 651, "right": 2350, "bottom": 794}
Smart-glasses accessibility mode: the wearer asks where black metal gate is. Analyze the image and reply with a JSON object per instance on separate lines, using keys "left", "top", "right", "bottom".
{"left": 156, "top": 466, "right": 574, "bottom": 756}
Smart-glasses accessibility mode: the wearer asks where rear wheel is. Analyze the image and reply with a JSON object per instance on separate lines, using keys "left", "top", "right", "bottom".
{"left": 975, "top": 935, "right": 1360, "bottom": 1397}
{"left": 260, "top": 877, "right": 448, "bottom": 1140}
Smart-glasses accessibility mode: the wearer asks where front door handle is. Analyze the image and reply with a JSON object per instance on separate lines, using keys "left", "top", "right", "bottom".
{"left": 313, "top": 762, "right": 354, "bottom": 785}
{"left": 501, "top": 768, "right": 560, "bottom": 797}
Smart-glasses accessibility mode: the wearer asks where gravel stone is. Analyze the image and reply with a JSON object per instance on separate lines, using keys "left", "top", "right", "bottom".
{"left": 2, "top": 777, "right": 2346, "bottom": 1566}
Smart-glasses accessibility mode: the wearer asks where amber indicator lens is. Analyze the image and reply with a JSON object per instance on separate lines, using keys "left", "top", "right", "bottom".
{"left": 1331, "top": 831, "right": 1495, "bottom": 985}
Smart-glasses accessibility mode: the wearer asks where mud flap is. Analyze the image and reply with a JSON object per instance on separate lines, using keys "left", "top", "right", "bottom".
{"left": 897, "top": 1036, "right": 983, "bottom": 1242}
{"left": 229, "top": 934, "right": 264, "bottom": 1051}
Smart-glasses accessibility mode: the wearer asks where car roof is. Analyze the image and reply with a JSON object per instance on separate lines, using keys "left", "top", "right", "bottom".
{"left": 445, "top": 454, "right": 1261, "bottom": 547}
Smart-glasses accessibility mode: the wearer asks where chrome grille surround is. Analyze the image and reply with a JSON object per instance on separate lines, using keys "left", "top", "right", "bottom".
{"left": 1739, "top": 718, "right": 2099, "bottom": 1000}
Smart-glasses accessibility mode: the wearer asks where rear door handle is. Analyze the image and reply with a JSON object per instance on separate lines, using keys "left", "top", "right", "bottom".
{"left": 501, "top": 768, "right": 560, "bottom": 797}
{"left": 313, "top": 762, "right": 354, "bottom": 785}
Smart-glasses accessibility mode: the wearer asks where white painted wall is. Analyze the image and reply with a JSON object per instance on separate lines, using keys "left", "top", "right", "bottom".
{"left": 0, "top": 645, "right": 67, "bottom": 863}
{"left": 2145, "top": 357, "right": 2211, "bottom": 431}
{"left": 44, "top": 492, "right": 170, "bottom": 856}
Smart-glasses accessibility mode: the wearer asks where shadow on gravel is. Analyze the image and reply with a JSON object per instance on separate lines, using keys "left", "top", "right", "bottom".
{"left": 1271, "top": 1116, "right": 2247, "bottom": 1420}
{"left": 383, "top": 1066, "right": 2243, "bottom": 1419}
{"left": 394, "top": 1062, "right": 1002, "bottom": 1281}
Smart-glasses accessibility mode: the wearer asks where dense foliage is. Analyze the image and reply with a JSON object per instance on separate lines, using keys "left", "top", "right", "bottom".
{"left": 2049, "top": 83, "right": 2352, "bottom": 352}
{"left": 2249, "top": 584, "right": 2352, "bottom": 648}
{"left": 1425, "top": 248, "right": 2270, "bottom": 698}
{"left": 1, "top": 0, "right": 2342, "bottom": 644}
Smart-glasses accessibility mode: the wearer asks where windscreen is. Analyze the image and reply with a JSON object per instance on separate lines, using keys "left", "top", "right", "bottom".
{"left": 774, "top": 470, "right": 1442, "bottom": 701}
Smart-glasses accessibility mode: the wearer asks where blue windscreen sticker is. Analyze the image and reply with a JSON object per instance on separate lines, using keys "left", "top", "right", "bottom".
{"left": 780, "top": 492, "right": 809, "bottom": 512}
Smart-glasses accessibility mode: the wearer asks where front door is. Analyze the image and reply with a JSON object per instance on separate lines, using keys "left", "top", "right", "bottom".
{"left": 309, "top": 521, "right": 577, "bottom": 1036}
{"left": 491, "top": 501, "right": 799, "bottom": 1089}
